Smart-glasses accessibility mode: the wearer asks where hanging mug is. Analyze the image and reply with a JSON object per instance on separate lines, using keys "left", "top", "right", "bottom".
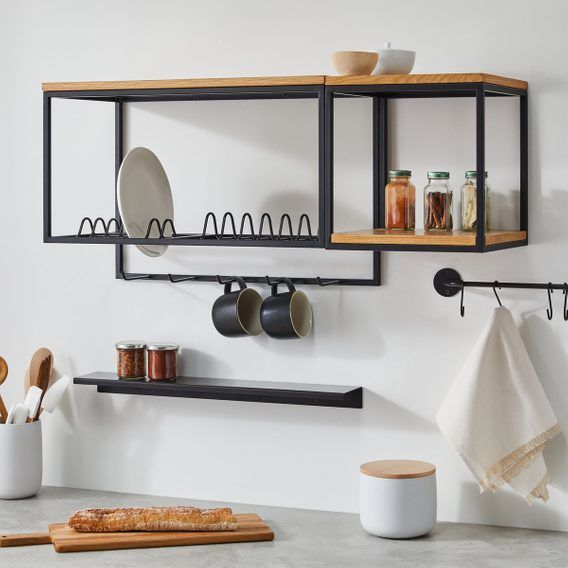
{"left": 260, "top": 278, "right": 313, "bottom": 339}
{"left": 212, "top": 277, "right": 263, "bottom": 337}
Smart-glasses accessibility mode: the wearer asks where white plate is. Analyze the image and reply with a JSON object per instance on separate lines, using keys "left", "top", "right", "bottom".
{"left": 117, "top": 147, "right": 174, "bottom": 257}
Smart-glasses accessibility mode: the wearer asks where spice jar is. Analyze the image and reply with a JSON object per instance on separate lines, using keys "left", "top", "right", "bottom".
{"left": 424, "top": 171, "right": 453, "bottom": 230}
{"left": 116, "top": 341, "right": 146, "bottom": 380}
{"left": 385, "top": 170, "right": 415, "bottom": 230}
{"left": 460, "top": 170, "right": 491, "bottom": 232}
{"left": 147, "top": 343, "right": 179, "bottom": 381}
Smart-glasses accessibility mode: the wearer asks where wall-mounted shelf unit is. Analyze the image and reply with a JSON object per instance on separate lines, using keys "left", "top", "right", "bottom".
{"left": 325, "top": 73, "right": 528, "bottom": 253}
{"left": 43, "top": 72, "right": 528, "bottom": 286}
{"left": 43, "top": 74, "right": 379, "bottom": 287}
{"left": 74, "top": 372, "right": 364, "bottom": 409}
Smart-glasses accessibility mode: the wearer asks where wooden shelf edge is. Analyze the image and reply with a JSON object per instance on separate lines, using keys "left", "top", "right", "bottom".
{"left": 42, "top": 73, "right": 527, "bottom": 92}
{"left": 331, "top": 229, "right": 527, "bottom": 247}
{"left": 325, "top": 72, "right": 527, "bottom": 90}
{"left": 42, "top": 75, "right": 326, "bottom": 92}
{"left": 74, "top": 372, "right": 363, "bottom": 409}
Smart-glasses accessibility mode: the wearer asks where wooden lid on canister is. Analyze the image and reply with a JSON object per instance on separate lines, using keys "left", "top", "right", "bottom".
{"left": 360, "top": 459, "right": 436, "bottom": 479}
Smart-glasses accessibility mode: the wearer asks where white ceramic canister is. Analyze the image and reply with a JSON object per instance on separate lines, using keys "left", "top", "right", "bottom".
{"left": 359, "top": 459, "right": 436, "bottom": 539}
{"left": 0, "top": 421, "right": 42, "bottom": 499}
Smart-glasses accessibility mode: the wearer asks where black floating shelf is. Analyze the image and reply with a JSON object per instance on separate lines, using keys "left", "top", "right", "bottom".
{"left": 74, "top": 372, "right": 363, "bottom": 409}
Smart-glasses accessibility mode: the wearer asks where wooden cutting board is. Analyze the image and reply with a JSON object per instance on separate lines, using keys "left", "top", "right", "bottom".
{"left": 48, "top": 513, "right": 273, "bottom": 553}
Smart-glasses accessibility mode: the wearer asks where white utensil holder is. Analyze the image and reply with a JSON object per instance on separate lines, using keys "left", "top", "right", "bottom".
{"left": 0, "top": 421, "right": 42, "bottom": 499}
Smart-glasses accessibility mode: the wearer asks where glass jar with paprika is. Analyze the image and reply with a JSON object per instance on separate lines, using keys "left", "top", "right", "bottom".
{"left": 385, "top": 170, "right": 415, "bottom": 230}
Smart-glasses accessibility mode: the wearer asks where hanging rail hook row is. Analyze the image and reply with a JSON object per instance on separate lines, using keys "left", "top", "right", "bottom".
{"left": 563, "top": 283, "right": 568, "bottom": 321}
{"left": 547, "top": 283, "right": 554, "bottom": 320}
{"left": 460, "top": 282, "right": 466, "bottom": 317}
{"left": 492, "top": 281, "right": 503, "bottom": 307}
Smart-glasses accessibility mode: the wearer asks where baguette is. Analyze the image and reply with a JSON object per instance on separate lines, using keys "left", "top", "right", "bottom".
{"left": 69, "top": 506, "right": 238, "bottom": 533}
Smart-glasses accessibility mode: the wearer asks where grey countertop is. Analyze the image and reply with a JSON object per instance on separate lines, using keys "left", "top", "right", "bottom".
{"left": 0, "top": 487, "right": 566, "bottom": 567}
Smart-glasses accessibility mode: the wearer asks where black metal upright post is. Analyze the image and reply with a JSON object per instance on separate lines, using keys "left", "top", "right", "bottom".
{"left": 475, "top": 86, "right": 486, "bottom": 251}
{"left": 43, "top": 94, "right": 52, "bottom": 242}
{"left": 324, "top": 88, "right": 334, "bottom": 246}
{"left": 519, "top": 92, "right": 529, "bottom": 238}
{"left": 115, "top": 100, "right": 124, "bottom": 278}
{"left": 317, "top": 86, "right": 326, "bottom": 246}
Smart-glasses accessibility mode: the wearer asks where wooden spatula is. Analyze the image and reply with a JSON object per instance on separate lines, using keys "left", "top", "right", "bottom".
{"left": 0, "top": 356, "right": 8, "bottom": 423}
{"left": 26, "top": 348, "right": 53, "bottom": 394}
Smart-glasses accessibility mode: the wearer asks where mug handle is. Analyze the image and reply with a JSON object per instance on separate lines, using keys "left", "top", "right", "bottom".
{"left": 270, "top": 277, "right": 296, "bottom": 296}
{"left": 223, "top": 276, "right": 247, "bottom": 294}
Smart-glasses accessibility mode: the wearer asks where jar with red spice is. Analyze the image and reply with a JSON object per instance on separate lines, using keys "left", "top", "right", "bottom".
{"left": 147, "top": 343, "right": 179, "bottom": 381}
{"left": 116, "top": 341, "right": 146, "bottom": 380}
{"left": 385, "top": 170, "right": 415, "bottom": 230}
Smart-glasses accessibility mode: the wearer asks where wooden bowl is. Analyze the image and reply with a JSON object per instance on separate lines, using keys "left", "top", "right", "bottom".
{"left": 332, "top": 51, "right": 378, "bottom": 75}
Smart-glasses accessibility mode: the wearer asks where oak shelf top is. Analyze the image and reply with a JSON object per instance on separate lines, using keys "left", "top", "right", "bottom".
{"left": 331, "top": 229, "right": 527, "bottom": 247}
{"left": 42, "top": 73, "right": 527, "bottom": 92}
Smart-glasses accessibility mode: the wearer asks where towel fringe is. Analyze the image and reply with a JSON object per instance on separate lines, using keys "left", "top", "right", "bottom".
{"left": 478, "top": 423, "right": 561, "bottom": 496}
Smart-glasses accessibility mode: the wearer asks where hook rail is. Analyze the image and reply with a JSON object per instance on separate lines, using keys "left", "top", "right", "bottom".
{"left": 434, "top": 268, "right": 568, "bottom": 320}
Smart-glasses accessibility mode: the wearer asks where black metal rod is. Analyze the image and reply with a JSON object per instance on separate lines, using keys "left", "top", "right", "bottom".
{"left": 115, "top": 100, "right": 124, "bottom": 278}
{"left": 43, "top": 94, "right": 52, "bottom": 241}
{"left": 475, "top": 86, "right": 486, "bottom": 251}
{"left": 520, "top": 92, "right": 529, "bottom": 234}
{"left": 448, "top": 280, "right": 567, "bottom": 291}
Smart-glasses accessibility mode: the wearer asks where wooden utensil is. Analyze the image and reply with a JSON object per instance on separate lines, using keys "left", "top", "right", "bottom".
{"left": 26, "top": 348, "right": 53, "bottom": 394}
{"left": 0, "top": 356, "right": 8, "bottom": 423}
{"left": 0, "top": 513, "right": 274, "bottom": 553}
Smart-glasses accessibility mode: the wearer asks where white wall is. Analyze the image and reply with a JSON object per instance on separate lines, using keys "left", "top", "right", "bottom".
{"left": 2, "top": 0, "right": 568, "bottom": 531}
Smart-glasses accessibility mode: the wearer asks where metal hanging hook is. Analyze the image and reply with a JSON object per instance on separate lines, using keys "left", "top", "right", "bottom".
{"left": 563, "top": 284, "right": 568, "bottom": 321}
{"left": 460, "top": 282, "right": 466, "bottom": 317}
{"left": 547, "top": 284, "right": 554, "bottom": 320}
{"left": 492, "top": 281, "right": 502, "bottom": 307}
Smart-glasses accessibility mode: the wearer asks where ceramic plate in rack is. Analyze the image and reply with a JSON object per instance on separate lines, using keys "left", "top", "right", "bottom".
{"left": 117, "top": 147, "right": 174, "bottom": 257}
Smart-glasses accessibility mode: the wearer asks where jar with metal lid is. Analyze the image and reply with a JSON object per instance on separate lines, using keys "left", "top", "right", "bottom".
{"left": 424, "top": 171, "right": 453, "bottom": 231}
{"left": 460, "top": 170, "right": 491, "bottom": 232}
{"left": 147, "top": 343, "right": 179, "bottom": 381}
{"left": 116, "top": 341, "right": 146, "bottom": 380}
{"left": 385, "top": 170, "right": 415, "bottom": 230}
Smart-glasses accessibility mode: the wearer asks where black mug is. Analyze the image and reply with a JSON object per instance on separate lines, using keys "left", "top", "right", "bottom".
{"left": 212, "top": 277, "right": 263, "bottom": 337}
{"left": 260, "top": 278, "right": 313, "bottom": 339}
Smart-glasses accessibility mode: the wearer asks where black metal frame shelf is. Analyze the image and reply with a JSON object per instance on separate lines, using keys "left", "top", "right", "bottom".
{"left": 43, "top": 74, "right": 529, "bottom": 289}
{"left": 74, "top": 372, "right": 364, "bottom": 409}
{"left": 43, "top": 81, "right": 380, "bottom": 287}
{"left": 325, "top": 81, "right": 528, "bottom": 253}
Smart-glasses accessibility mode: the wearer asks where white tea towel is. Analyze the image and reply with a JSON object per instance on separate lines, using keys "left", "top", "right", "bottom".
{"left": 437, "top": 307, "right": 561, "bottom": 503}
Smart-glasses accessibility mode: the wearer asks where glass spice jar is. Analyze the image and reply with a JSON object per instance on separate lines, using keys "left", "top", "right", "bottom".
{"left": 424, "top": 171, "right": 453, "bottom": 231}
{"left": 385, "top": 170, "right": 415, "bottom": 230}
{"left": 116, "top": 341, "right": 146, "bottom": 380}
{"left": 147, "top": 343, "right": 179, "bottom": 381}
{"left": 460, "top": 170, "right": 491, "bottom": 232}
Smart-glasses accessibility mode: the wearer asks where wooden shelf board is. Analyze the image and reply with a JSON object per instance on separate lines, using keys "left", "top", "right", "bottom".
{"left": 331, "top": 229, "right": 527, "bottom": 247}
{"left": 42, "top": 75, "right": 326, "bottom": 92}
{"left": 325, "top": 73, "right": 527, "bottom": 90}
{"left": 43, "top": 73, "right": 527, "bottom": 92}
{"left": 74, "top": 372, "right": 363, "bottom": 409}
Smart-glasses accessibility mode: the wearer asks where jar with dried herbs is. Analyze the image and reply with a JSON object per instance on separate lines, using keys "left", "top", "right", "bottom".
{"left": 385, "top": 170, "right": 415, "bottom": 230}
{"left": 424, "top": 171, "right": 453, "bottom": 230}
{"left": 116, "top": 341, "right": 146, "bottom": 380}
{"left": 460, "top": 170, "right": 491, "bottom": 232}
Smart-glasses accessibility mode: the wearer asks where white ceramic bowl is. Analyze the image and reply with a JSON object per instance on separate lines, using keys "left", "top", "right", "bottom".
{"left": 374, "top": 44, "right": 415, "bottom": 75}
{"left": 0, "top": 421, "right": 42, "bottom": 499}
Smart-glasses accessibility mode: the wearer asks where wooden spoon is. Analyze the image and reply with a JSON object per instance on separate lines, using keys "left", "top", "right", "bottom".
{"left": 27, "top": 348, "right": 53, "bottom": 395}
{"left": 0, "top": 356, "right": 8, "bottom": 423}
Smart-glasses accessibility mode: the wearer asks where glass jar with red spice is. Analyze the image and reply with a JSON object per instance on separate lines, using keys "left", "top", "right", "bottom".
{"left": 385, "top": 170, "right": 415, "bottom": 230}
{"left": 147, "top": 343, "right": 179, "bottom": 381}
{"left": 116, "top": 341, "right": 146, "bottom": 380}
